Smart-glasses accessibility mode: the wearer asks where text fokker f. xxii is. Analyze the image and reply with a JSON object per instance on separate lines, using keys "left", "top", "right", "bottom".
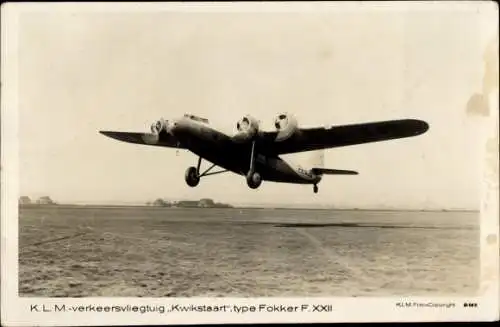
{"left": 100, "top": 113, "right": 429, "bottom": 193}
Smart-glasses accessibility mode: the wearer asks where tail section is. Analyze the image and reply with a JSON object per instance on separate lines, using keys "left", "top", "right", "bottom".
{"left": 308, "top": 150, "right": 358, "bottom": 175}
{"left": 307, "top": 150, "right": 325, "bottom": 169}
{"left": 311, "top": 168, "right": 358, "bottom": 175}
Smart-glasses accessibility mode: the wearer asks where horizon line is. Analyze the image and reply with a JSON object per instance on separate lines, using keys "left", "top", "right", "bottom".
{"left": 17, "top": 201, "right": 479, "bottom": 213}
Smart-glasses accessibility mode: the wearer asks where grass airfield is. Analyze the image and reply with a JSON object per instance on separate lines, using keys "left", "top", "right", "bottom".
{"left": 19, "top": 205, "right": 479, "bottom": 297}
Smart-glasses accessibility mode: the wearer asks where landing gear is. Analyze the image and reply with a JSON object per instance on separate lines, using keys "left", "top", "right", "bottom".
{"left": 185, "top": 167, "right": 200, "bottom": 187}
{"left": 313, "top": 184, "right": 319, "bottom": 193}
{"left": 246, "top": 171, "right": 262, "bottom": 189}
{"left": 184, "top": 157, "right": 228, "bottom": 187}
{"left": 184, "top": 140, "right": 264, "bottom": 190}
{"left": 246, "top": 140, "right": 262, "bottom": 189}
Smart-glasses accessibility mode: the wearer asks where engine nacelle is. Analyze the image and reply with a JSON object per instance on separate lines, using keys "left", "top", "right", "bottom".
{"left": 274, "top": 113, "right": 299, "bottom": 141}
{"left": 234, "top": 115, "right": 260, "bottom": 142}
{"left": 150, "top": 118, "right": 177, "bottom": 136}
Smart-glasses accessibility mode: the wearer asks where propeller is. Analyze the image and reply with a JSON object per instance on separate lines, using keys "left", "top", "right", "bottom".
{"left": 142, "top": 117, "right": 178, "bottom": 144}
{"left": 274, "top": 114, "right": 288, "bottom": 130}
{"left": 150, "top": 118, "right": 168, "bottom": 134}
{"left": 143, "top": 118, "right": 167, "bottom": 144}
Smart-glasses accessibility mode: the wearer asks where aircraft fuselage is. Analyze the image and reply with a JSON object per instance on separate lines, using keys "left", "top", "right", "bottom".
{"left": 169, "top": 116, "right": 320, "bottom": 184}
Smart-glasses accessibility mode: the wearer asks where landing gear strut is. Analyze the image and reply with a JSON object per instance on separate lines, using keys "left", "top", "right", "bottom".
{"left": 184, "top": 157, "right": 228, "bottom": 187}
{"left": 313, "top": 184, "right": 319, "bottom": 194}
{"left": 246, "top": 141, "right": 262, "bottom": 189}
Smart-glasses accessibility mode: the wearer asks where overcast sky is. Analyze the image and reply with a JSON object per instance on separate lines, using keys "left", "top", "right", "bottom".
{"left": 14, "top": 2, "right": 498, "bottom": 209}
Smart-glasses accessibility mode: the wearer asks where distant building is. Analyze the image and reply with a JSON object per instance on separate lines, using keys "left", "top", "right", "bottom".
{"left": 19, "top": 196, "right": 31, "bottom": 205}
{"left": 152, "top": 199, "right": 172, "bottom": 207}
{"left": 176, "top": 200, "right": 200, "bottom": 208}
{"left": 151, "top": 198, "right": 233, "bottom": 208}
{"left": 198, "top": 198, "right": 215, "bottom": 207}
{"left": 214, "top": 202, "right": 233, "bottom": 208}
{"left": 36, "top": 196, "right": 55, "bottom": 205}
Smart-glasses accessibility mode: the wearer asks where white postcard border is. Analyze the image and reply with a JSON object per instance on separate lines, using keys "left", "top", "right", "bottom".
{"left": 1, "top": 2, "right": 498, "bottom": 325}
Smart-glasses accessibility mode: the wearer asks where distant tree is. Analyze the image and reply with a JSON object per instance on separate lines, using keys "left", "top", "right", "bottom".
{"left": 152, "top": 198, "right": 166, "bottom": 206}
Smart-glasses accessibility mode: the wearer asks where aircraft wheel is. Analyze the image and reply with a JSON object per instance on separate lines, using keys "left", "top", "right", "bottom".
{"left": 185, "top": 166, "right": 200, "bottom": 187}
{"left": 313, "top": 184, "right": 319, "bottom": 193}
{"left": 246, "top": 171, "right": 262, "bottom": 189}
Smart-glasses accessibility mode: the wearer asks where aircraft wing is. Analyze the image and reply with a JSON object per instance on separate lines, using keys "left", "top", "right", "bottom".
{"left": 258, "top": 119, "right": 429, "bottom": 155}
{"left": 99, "top": 131, "right": 184, "bottom": 148}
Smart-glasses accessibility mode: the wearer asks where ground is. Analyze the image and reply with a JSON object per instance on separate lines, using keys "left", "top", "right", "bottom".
{"left": 18, "top": 206, "right": 479, "bottom": 297}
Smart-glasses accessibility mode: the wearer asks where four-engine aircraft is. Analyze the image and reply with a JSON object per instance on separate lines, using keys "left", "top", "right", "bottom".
{"left": 100, "top": 113, "right": 429, "bottom": 193}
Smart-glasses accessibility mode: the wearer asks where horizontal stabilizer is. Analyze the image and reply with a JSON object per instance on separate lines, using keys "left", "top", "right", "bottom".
{"left": 311, "top": 168, "right": 359, "bottom": 175}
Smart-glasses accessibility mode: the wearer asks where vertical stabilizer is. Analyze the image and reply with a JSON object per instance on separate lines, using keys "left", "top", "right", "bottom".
{"left": 307, "top": 150, "right": 325, "bottom": 169}
{"left": 307, "top": 149, "right": 358, "bottom": 176}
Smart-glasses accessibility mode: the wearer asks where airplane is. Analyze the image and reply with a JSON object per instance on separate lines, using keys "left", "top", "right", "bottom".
{"left": 100, "top": 113, "right": 429, "bottom": 193}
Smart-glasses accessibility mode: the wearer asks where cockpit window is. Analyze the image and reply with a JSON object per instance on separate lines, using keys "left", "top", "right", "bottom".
{"left": 184, "top": 113, "right": 209, "bottom": 124}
